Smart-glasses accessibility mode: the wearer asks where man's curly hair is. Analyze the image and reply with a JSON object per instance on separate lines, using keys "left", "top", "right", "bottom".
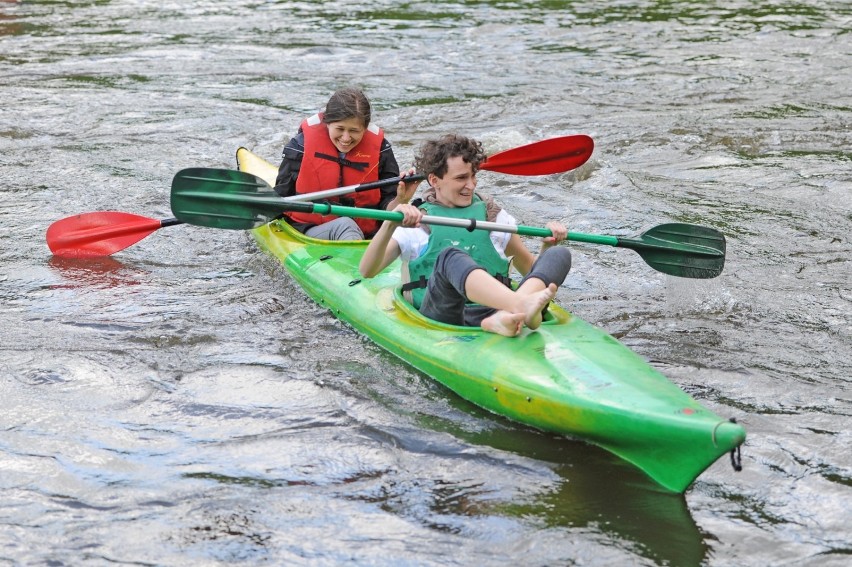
{"left": 414, "top": 134, "right": 488, "bottom": 180}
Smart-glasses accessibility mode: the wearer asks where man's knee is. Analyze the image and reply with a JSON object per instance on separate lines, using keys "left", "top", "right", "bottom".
{"left": 546, "top": 246, "right": 572, "bottom": 270}
{"left": 535, "top": 246, "right": 572, "bottom": 284}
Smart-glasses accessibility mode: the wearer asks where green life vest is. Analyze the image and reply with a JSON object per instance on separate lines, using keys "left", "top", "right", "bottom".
{"left": 405, "top": 196, "right": 511, "bottom": 309}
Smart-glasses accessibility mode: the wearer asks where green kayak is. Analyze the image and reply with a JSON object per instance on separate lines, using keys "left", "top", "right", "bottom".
{"left": 235, "top": 147, "right": 745, "bottom": 493}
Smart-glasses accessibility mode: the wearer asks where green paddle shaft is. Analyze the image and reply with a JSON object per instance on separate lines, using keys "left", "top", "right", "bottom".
{"left": 277, "top": 201, "right": 697, "bottom": 249}
{"left": 172, "top": 183, "right": 726, "bottom": 279}
{"left": 273, "top": 202, "right": 725, "bottom": 279}
{"left": 276, "top": 201, "right": 619, "bottom": 245}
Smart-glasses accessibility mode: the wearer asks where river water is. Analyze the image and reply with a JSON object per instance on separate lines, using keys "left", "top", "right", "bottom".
{"left": 1, "top": 1, "right": 850, "bottom": 565}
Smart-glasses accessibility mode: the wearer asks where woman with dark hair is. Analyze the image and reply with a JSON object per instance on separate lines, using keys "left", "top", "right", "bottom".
{"left": 274, "top": 87, "right": 411, "bottom": 240}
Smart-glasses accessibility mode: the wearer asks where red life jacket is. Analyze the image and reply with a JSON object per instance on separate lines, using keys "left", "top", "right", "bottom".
{"left": 286, "top": 112, "right": 384, "bottom": 236}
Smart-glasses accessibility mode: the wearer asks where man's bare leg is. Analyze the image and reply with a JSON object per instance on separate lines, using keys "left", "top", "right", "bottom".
{"left": 478, "top": 283, "right": 557, "bottom": 336}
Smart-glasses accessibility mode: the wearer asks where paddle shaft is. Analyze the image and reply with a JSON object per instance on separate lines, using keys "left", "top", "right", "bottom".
{"left": 173, "top": 181, "right": 725, "bottom": 278}
{"left": 262, "top": 198, "right": 558, "bottom": 238}
{"left": 273, "top": 201, "right": 724, "bottom": 255}
{"left": 173, "top": 171, "right": 424, "bottom": 202}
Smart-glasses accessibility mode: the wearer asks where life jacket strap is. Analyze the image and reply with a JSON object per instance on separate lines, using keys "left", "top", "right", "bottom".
{"left": 401, "top": 275, "right": 427, "bottom": 293}
{"left": 313, "top": 151, "right": 368, "bottom": 171}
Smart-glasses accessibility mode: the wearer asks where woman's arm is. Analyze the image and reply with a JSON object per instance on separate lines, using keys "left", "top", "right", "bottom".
{"left": 377, "top": 139, "right": 402, "bottom": 210}
{"left": 273, "top": 132, "right": 304, "bottom": 198}
{"left": 383, "top": 167, "right": 421, "bottom": 211}
{"left": 365, "top": 140, "right": 422, "bottom": 211}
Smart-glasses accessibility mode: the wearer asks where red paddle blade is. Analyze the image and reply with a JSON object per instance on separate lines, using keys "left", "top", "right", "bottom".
{"left": 481, "top": 134, "right": 594, "bottom": 175}
{"left": 46, "top": 212, "right": 166, "bottom": 257}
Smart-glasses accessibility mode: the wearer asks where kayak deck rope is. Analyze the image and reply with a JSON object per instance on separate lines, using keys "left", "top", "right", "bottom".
{"left": 730, "top": 444, "right": 742, "bottom": 472}
{"left": 728, "top": 417, "right": 743, "bottom": 471}
{"left": 712, "top": 417, "right": 744, "bottom": 472}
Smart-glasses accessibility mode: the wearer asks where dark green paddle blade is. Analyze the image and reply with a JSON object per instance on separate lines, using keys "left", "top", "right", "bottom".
{"left": 617, "top": 223, "right": 726, "bottom": 279}
{"left": 170, "top": 168, "right": 283, "bottom": 230}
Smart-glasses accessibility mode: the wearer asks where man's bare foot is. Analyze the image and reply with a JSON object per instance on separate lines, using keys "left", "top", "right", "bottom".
{"left": 481, "top": 311, "right": 525, "bottom": 337}
{"left": 522, "top": 283, "right": 557, "bottom": 330}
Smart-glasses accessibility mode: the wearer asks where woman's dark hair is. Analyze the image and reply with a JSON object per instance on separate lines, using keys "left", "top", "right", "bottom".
{"left": 415, "top": 134, "right": 487, "bottom": 179}
{"left": 322, "top": 87, "right": 371, "bottom": 127}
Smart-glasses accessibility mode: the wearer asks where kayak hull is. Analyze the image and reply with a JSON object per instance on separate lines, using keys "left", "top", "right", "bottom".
{"left": 237, "top": 147, "right": 745, "bottom": 493}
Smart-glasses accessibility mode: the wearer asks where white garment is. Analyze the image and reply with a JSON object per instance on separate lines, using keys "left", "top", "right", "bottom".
{"left": 392, "top": 208, "right": 517, "bottom": 261}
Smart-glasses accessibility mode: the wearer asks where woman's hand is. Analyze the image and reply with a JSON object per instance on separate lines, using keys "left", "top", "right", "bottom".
{"left": 542, "top": 221, "right": 567, "bottom": 249}
{"left": 395, "top": 167, "right": 421, "bottom": 205}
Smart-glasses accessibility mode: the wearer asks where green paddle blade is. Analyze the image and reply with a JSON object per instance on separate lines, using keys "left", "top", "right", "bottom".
{"left": 170, "top": 168, "right": 283, "bottom": 230}
{"left": 619, "top": 223, "right": 726, "bottom": 279}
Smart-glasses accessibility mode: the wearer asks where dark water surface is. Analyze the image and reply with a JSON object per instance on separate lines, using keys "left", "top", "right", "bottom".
{"left": 1, "top": 1, "right": 850, "bottom": 565}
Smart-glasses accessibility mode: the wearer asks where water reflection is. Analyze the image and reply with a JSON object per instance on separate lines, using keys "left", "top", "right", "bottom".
{"left": 47, "top": 255, "right": 142, "bottom": 289}
{"left": 418, "top": 403, "right": 707, "bottom": 566}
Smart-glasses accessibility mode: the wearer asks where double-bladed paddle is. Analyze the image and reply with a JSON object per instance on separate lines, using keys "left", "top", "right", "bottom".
{"left": 171, "top": 192, "right": 726, "bottom": 279}
{"left": 47, "top": 135, "right": 594, "bottom": 257}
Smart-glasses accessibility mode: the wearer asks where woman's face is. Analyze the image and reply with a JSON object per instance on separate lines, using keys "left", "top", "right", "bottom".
{"left": 326, "top": 117, "right": 366, "bottom": 153}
